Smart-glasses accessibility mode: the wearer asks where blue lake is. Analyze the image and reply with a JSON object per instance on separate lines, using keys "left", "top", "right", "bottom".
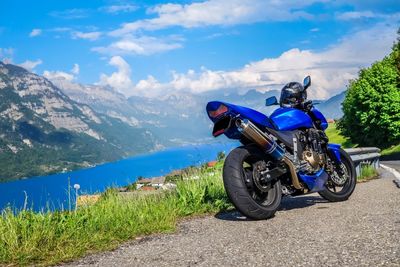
{"left": 0, "top": 142, "right": 238, "bottom": 211}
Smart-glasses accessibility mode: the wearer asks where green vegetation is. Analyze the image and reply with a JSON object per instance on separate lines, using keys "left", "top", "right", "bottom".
{"left": 338, "top": 30, "right": 400, "bottom": 148}
{"left": 0, "top": 163, "right": 231, "bottom": 266}
{"left": 358, "top": 164, "right": 379, "bottom": 182}
{"left": 325, "top": 123, "right": 355, "bottom": 148}
{"left": 217, "top": 151, "right": 226, "bottom": 161}
{"left": 381, "top": 144, "right": 400, "bottom": 155}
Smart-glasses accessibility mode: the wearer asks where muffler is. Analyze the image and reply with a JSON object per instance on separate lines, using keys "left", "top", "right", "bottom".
{"left": 235, "top": 119, "right": 303, "bottom": 190}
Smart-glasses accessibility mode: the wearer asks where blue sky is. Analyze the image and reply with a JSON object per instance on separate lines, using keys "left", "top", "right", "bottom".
{"left": 0, "top": 0, "right": 399, "bottom": 99}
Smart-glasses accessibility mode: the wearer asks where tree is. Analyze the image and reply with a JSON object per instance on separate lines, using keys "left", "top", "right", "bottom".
{"left": 338, "top": 30, "right": 400, "bottom": 148}
{"left": 217, "top": 151, "right": 225, "bottom": 161}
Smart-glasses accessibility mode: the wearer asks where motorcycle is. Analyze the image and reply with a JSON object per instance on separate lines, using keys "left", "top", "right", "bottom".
{"left": 206, "top": 76, "right": 356, "bottom": 220}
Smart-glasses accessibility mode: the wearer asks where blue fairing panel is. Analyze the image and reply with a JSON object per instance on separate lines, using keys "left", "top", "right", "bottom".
{"left": 206, "top": 101, "right": 274, "bottom": 128}
{"left": 310, "top": 107, "right": 328, "bottom": 130}
{"left": 269, "top": 107, "right": 313, "bottom": 131}
{"left": 299, "top": 169, "right": 329, "bottom": 192}
{"left": 327, "top": 143, "right": 341, "bottom": 163}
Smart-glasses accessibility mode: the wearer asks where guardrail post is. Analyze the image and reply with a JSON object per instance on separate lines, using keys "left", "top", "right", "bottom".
{"left": 344, "top": 147, "right": 381, "bottom": 177}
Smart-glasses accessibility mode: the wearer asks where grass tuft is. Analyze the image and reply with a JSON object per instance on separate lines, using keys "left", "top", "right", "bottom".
{"left": 358, "top": 164, "right": 379, "bottom": 182}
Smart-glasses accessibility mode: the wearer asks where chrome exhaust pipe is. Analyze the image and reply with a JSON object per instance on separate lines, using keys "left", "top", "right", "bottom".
{"left": 235, "top": 119, "right": 303, "bottom": 190}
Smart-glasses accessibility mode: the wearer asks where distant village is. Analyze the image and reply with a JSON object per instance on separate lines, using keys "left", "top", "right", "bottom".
{"left": 133, "top": 160, "right": 218, "bottom": 191}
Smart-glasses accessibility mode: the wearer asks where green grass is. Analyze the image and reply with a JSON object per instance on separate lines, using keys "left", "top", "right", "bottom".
{"left": 0, "top": 164, "right": 231, "bottom": 266}
{"left": 325, "top": 123, "right": 399, "bottom": 157}
{"left": 325, "top": 123, "right": 355, "bottom": 148}
{"left": 358, "top": 164, "right": 379, "bottom": 182}
{"left": 381, "top": 144, "right": 400, "bottom": 155}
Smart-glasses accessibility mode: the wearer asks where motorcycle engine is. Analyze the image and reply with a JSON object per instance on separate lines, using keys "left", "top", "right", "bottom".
{"left": 297, "top": 129, "right": 327, "bottom": 174}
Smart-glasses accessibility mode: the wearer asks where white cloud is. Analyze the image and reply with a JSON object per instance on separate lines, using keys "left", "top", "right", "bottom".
{"left": 0, "top": 47, "right": 14, "bottom": 62}
{"left": 98, "top": 56, "right": 133, "bottom": 95}
{"left": 110, "top": 0, "right": 317, "bottom": 36}
{"left": 336, "top": 10, "right": 400, "bottom": 20}
{"left": 100, "top": 4, "right": 138, "bottom": 14}
{"left": 71, "top": 63, "right": 80, "bottom": 75}
{"left": 29, "top": 28, "right": 42, "bottom": 37}
{"left": 43, "top": 63, "right": 80, "bottom": 82}
{"left": 49, "top": 8, "right": 89, "bottom": 19}
{"left": 19, "top": 59, "right": 43, "bottom": 71}
{"left": 43, "top": 70, "right": 75, "bottom": 81}
{"left": 129, "top": 24, "right": 397, "bottom": 99}
{"left": 71, "top": 31, "right": 102, "bottom": 41}
{"left": 92, "top": 35, "right": 183, "bottom": 56}
{"left": 310, "top": 28, "right": 319, "bottom": 32}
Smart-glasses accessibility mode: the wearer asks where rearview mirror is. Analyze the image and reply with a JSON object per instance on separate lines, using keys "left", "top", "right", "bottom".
{"left": 265, "top": 96, "right": 278, "bottom": 106}
{"left": 303, "top": 75, "right": 311, "bottom": 90}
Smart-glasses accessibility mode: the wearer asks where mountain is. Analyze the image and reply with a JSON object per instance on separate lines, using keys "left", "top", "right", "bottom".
{"left": 0, "top": 62, "right": 159, "bottom": 181}
{"left": 54, "top": 78, "right": 282, "bottom": 145}
{"left": 317, "top": 91, "right": 346, "bottom": 119}
{"left": 55, "top": 77, "right": 346, "bottom": 144}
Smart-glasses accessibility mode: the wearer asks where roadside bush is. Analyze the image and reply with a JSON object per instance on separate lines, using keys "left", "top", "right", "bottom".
{"left": 338, "top": 30, "right": 400, "bottom": 148}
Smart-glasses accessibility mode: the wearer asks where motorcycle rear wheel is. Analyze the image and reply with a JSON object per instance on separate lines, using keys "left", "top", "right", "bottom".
{"left": 223, "top": 145, "right": 282, "bottom": 220}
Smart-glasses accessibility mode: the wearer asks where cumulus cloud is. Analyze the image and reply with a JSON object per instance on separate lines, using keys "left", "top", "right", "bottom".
{"left": 110, "top": 0, "right": 317, "bottom": 36}
{"left": 98, "top": 56, "right": 134, "bottom": 95}
{"left": 19, "top": 59, "right": 43, "bottom": 71}
{"left": 92, "top": 35, "right": 183, "bottom": 56}
{"left": 29, "top": 28, "right": 42, "bottom": 37}
{"left": 71, "top": 31, "right": 102, "bottom": 41}
{"left": 43, "top": 63, "right": 80, "bottom": 82}
{"left": 71, "top": 63, "right": 80, "bottom": 75}
{"left": 129, "top": 24, "right": 397, "bottom": 99}
{"left": 100, "top": 4, "right": 138, "bottom": 14}
{"left": 43, "top": 70, "right": 75, "bottom": 81}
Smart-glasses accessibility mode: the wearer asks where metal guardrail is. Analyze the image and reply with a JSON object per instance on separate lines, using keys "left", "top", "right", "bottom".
{"left": 344, "top": 147, "right": 381, "bottom": 177}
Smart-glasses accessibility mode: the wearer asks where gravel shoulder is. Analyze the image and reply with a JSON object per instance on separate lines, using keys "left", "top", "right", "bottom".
{"left": 68, "top": 168, "right": 400, "bottom": 267}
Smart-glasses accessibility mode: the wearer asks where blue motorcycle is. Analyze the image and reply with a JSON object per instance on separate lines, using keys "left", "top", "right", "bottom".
{"left": 206, "top": 76, "right": 356, "bottom": 219}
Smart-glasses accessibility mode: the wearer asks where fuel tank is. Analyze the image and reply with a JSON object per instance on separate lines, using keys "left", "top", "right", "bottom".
{"left": 269, "top": 107, "right": 313, "bottom": 131}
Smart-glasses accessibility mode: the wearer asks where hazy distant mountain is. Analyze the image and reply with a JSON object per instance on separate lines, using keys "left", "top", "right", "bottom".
{"left": 55, "top": 77, "right": 345, "bottom": 145}
{"left": 0, "top": 61, "right": 159, "bottom": 181}
{"left": 316, "top": 91, "right": 346, "bottom": 119}
{"left": 54, "top": 77, "right": 280, "bottom": 145}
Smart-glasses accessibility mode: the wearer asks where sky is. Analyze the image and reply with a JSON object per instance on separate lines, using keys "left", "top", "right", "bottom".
{"left": 0, "top": 0, "right": 399, "bottom": 99}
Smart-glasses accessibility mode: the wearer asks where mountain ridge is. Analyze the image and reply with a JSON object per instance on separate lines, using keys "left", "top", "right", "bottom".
{"left": 0, "top": 61, "right": 159, "bottom": 181}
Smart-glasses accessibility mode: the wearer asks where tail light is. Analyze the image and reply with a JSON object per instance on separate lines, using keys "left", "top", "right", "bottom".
{"left": 208, "top": 104, "right": 228, "bottom": 118}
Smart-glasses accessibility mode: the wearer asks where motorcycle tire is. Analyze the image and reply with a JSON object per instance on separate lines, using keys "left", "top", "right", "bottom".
{"left": 318, "top": 148, "right": 356, "bottom": 202}
{"left": 223, "top": 145, "right": 282, "bottom": 220}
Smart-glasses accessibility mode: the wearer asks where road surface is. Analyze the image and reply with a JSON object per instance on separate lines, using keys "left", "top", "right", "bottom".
{"left": 68, "top": 168, "right": 400, "bottom": 267}
{"left": 382, "top": 161, "right": 400, "bottom": 172}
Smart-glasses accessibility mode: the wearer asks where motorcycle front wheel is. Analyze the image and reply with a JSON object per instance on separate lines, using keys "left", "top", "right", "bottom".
{"left": 318, "top": 148, "right": 356, "bottom": 202}
{"left": 223, "top": 145, "right": 282, "bottom": 220}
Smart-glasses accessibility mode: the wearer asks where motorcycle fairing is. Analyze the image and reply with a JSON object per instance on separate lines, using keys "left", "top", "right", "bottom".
{"left": 269, "top": 107, "right": 313, "bottom": 131}
{"left": 310, "top": 107, "right": 328, "bottom": 130}
{"left": 327, "top": 143, "right": 341, "bottom": 163}
{"left": 207, "top": 101, "right": 274, "bottom": 139}
{"left": 298, "top": 169, "right": 329, "bottom": 192}
{"left": 207, "top": 101, "right": 273, "bottom": 127}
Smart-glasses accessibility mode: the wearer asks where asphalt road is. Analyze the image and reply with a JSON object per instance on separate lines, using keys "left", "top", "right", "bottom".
{"left": 382, "top": 161, "right": 400, "bottom": 172}
{"left": 68, "top": 168, "right": 400, "bottom": 267}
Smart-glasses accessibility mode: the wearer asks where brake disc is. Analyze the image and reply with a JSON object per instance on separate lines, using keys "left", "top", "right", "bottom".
{"left": 330, "top": 163, "right": 349, "bottom": 186}
{"left": 252, "top": 161, "right": 271, "bottom": 192}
